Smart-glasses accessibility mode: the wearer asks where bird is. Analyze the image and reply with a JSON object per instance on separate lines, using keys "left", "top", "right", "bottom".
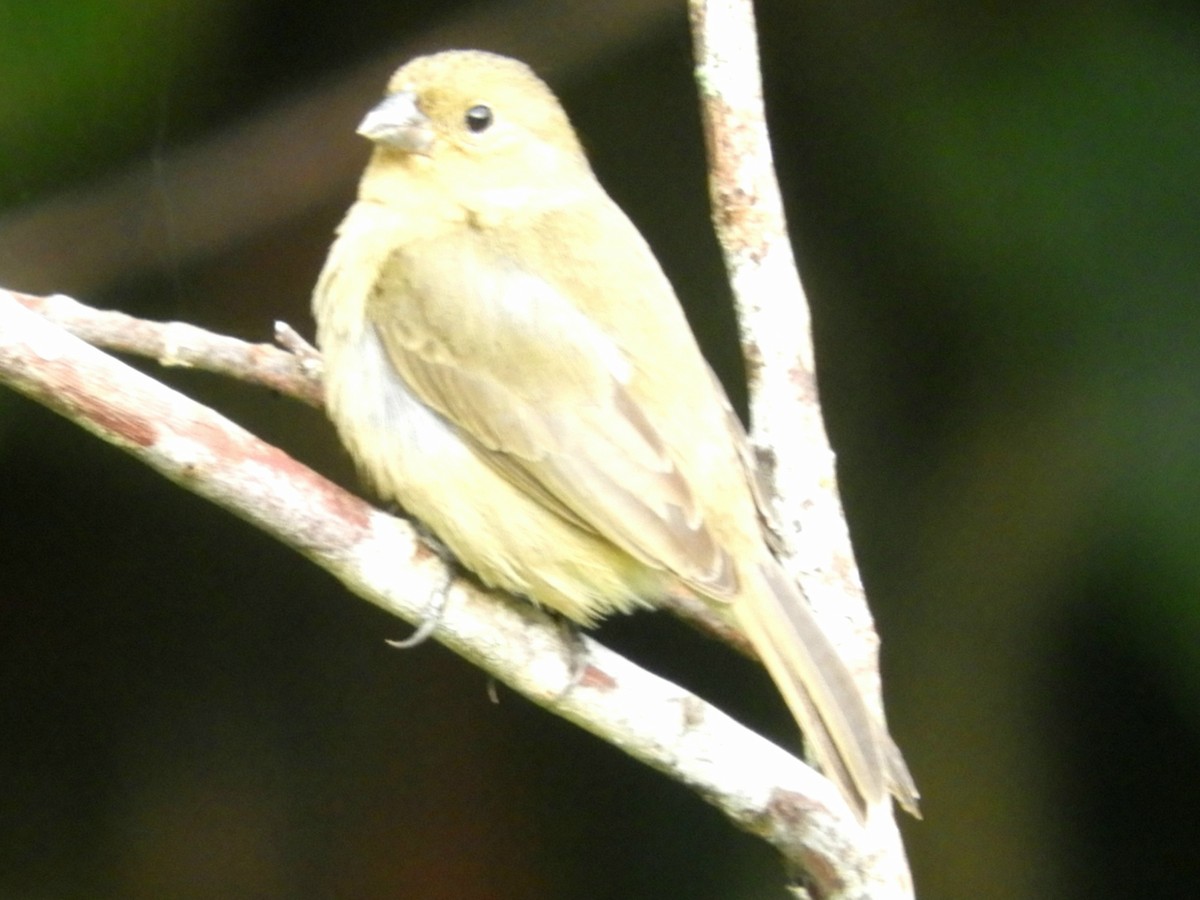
{"left": 312, "top": 49, "right": 917, "bottom": 819}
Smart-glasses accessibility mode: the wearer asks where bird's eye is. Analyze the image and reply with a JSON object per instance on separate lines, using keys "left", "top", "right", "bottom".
{"left": 465, "top": 104, "right": 493, "bottom": 133}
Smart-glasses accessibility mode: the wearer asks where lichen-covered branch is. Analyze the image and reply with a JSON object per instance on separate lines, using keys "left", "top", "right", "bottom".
{"left": 689, "top": 0, "right": 915, "bottom": 895}
{"left": 0, "top": 289, "right": 886, "bottom": 898}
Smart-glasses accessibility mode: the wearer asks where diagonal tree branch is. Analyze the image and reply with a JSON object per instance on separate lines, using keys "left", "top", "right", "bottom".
{"left": 1, "top": 288, "right": 881, "bottom": 899}
{"left": 10, "top": 291, "right": 324, "bottom": 406}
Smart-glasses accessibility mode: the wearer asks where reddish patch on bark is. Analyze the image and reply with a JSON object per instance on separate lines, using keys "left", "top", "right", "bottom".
{"left": 52, "top": 363, "right": 158, "bottom": 447}
{"left": 577, "top": 664, "right": 617, "bottom": 691}
{"left": 168, "top": 408, "right": 373, "bottom": 547}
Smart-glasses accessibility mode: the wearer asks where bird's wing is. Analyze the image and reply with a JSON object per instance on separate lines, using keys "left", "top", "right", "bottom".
{"left": 366, "top": 226, "right": 735, "bottom": 596}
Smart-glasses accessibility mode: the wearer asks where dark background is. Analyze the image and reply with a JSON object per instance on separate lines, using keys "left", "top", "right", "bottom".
{"left": 3, "top": 1, "right": 1200, "bottom": 897}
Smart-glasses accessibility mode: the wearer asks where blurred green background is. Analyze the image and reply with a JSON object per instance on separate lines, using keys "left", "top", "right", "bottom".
{"left": 4, "top": 1, "right": 1200, "bottom": 897}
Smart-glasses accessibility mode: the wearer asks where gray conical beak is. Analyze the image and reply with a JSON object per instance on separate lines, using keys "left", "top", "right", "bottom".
{"left": 357, "top": 90, "right": 434, "bottom": 155}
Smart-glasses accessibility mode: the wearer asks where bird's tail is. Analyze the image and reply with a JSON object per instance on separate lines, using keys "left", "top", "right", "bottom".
{"left": 737, "top": 561, "right": 920, "bottom": 819}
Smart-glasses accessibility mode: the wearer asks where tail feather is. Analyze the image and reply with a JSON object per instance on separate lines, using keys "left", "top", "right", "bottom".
{"left": 737, "top": 562, "right": 919, "bottom": 818}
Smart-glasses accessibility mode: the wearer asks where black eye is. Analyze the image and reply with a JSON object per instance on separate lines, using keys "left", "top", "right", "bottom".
{"left": 465, "top": 104, "right": 493, "bottom": 133}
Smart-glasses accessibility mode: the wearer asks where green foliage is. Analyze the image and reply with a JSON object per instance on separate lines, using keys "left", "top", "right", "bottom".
{"left": 0, "top": 1, "right": 234, "bottom": 202}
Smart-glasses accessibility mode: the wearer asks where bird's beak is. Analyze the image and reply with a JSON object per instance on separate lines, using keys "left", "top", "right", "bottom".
{"left": 357, "top": 90, "right": 434, "bottom": 155}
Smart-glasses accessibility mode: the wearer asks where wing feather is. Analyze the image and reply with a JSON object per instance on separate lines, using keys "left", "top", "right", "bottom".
{"left": 367, "top": 227, "right": 734, "bottom": 593}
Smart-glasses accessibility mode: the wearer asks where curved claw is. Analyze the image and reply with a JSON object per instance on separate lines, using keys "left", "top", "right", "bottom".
{"left": 385, "top": 578, "right": 450, "bottom": 649}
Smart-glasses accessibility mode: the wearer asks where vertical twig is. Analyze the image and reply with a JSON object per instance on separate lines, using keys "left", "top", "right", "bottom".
{"left": 688, "top": 1, "right": 916, "bottom": 896}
